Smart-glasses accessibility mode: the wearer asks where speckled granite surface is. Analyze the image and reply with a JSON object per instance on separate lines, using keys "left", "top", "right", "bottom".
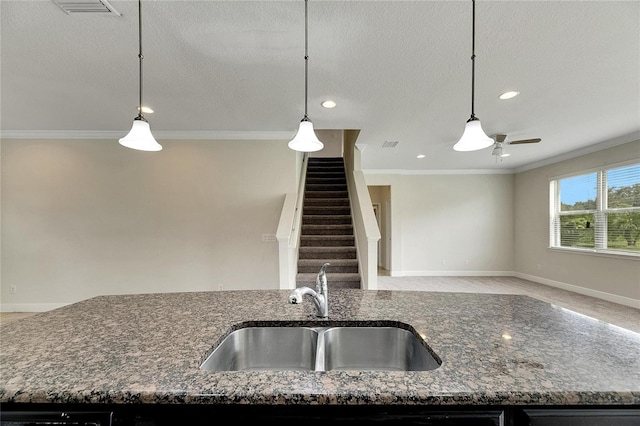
{"left": 1, "top": 290, "right": 639, "bottom": 406}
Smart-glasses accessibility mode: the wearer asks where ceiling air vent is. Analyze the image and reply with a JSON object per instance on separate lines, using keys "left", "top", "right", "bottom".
{"left": 53, "top": 0, "right": 121, "bottom": 15}
{"left": 382, "top": 140, "right": 399, "bottom": 148}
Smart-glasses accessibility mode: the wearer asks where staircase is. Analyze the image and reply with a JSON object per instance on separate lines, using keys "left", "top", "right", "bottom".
{"left": 296, "top": 157, "right": 361, "bottom": 289}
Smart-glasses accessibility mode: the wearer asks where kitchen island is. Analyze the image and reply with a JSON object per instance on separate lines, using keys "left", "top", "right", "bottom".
{"left": 1, "top": 289, "right": 639, "bottom": 425}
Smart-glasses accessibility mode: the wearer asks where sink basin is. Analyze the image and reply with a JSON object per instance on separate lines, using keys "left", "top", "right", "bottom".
{"left": 200, "top": 326, "right": 319, "bottom": 371}
{"left": 321, "top": 326, "right": 440, "bottom": 371}
{"left": 200, "top": 324, "right": 440, "bottom": 372}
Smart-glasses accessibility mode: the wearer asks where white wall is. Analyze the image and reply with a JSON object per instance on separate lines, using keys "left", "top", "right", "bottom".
{"left": 514, "top": 139, "right": 640, "bottom": 306}
{"left": 1, "top": 138, "right": 297, "bottom": 311}
{"left": 365, "top": 173, "right": 515, "bottom": 276}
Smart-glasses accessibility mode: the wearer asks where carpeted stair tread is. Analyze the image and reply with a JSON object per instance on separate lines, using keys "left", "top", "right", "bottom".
{"left": 302, "top": 215, "right": 352, "bottom": 225}
{"left": 296, "top": 272, "right": 361, "bottom": 289}
{"left": 300, "top": 235, "right": 355, "bottom": 247}
{"left": 301, "top": 224, "right": 353, "bottom": 235}
{"left": 304, "top": 190, "right": 348, "bottom": 198}
{"left": 303, "top": 206, "right": 351, "bottom": 215}
{"left": 304, "top": 198, "right": 350, "bottom": 207}
{"left": 298, "top": 259, "right": 358, "bottom": 273}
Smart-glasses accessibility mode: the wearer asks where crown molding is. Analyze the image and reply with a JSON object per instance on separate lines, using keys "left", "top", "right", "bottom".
{"left": 0, "top": 130, "right": 293, "bottom": 140}
{"left": 513, "top": 131, "right": 640, "bottom": 174}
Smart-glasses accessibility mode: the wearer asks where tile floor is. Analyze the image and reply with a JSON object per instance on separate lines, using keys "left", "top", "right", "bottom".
{"left": 376, "top": 271, "right": 640, "bottom": 334}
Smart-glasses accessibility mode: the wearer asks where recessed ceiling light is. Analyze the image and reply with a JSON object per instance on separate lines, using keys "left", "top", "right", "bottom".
{"left": 499, "top": 91, "right": 520, "bottom": 100}
{"left": 417, "top": 154, "right": 426, "bottom": 159}
{"left": 321, "top": 100, "right": 336, "bottom": 109}
{"left": 138, "top": 106, "right": 154, "bottom": 114}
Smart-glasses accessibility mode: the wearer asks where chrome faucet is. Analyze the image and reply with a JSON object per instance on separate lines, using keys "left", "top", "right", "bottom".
{"left": 288, "top": 262, "right": 330, "bottom": 318}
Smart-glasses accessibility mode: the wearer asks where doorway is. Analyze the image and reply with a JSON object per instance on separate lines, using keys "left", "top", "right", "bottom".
{"left": 367, "top": 185, "right": 391, "bottom": 275}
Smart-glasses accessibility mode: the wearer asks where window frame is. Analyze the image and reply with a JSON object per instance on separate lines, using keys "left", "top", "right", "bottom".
{"left": 549, "top": 159, "right": 640, "bottom": 258}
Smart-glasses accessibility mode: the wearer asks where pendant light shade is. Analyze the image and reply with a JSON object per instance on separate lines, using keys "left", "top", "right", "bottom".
{"left": 453, "top": 0, "right": 492, "bottom": 152}
{"left": 288, "top": 119, "right": 324, "bottom": 152}
{"left": 288, "top": 0, "right": 323, "bottom": 153}
{"left": 119, "top": 0, "right": 162, "bottom": 152}
{"left": 454, "top": 118, "right": 493, "bottom": 152}
{"left": 119, "top": 117, "right": 162, "bottom": 151}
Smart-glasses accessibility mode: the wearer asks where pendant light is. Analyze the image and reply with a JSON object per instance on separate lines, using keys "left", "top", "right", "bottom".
{"left": 119, "top": 0, "right": 162, "bottom": 152}
{"left": 453, "top": 0, "right": 493, "bottom": 152}
{"left": 288, "top": 0, "right": 324, "bottom": 153}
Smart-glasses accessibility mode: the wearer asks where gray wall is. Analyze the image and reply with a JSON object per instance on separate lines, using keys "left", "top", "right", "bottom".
{"left": 1, "top": 138, "right": 297, "bottom": 310}
{"left": 514, "top": 139, "right": 640, "bottom": 305}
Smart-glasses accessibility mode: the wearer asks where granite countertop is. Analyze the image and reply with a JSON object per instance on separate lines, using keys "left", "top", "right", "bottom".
{"left": 1, "top": 289, "right": 639, "bottom": 406}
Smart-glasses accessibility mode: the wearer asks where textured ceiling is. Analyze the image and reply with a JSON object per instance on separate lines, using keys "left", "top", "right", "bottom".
{"left": 1, "top": 0, "right": 639, "bottom": 172}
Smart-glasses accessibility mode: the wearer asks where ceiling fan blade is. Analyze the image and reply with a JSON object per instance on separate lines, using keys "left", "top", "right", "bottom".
{"left": 509, "top": 138, "right": 541, "bottom": 145}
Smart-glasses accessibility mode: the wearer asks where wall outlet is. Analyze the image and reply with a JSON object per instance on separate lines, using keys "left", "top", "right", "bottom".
{"left": 10, "top": 285, "right": 17, "bottom": 294}
{"left": 261, "top": 234, "right": 277, "bottom": 243}
{"left": 536, "top": 264, "right": 542, "bottom": 271}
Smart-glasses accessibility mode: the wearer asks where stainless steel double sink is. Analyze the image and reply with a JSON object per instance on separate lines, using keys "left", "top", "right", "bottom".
{"left": 200, "top": 323, "right": 441, "bottom": 372}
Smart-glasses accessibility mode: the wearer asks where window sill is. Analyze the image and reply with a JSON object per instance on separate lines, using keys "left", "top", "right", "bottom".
{"left": 548, "top": 246, "right": 640, "bottom": 260}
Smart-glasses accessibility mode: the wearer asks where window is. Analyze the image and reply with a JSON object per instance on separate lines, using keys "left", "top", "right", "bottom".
{"left": 550, "top": 162, "right": 640, "bottom": 255}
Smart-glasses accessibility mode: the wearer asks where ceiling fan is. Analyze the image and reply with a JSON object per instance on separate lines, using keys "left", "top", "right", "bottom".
{"left": 491, "top": 133, "right": 542, "bottom": 161}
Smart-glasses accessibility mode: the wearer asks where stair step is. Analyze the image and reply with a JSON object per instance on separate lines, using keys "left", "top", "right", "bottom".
{"left": 306, "top": 177, "right": 346, "bottom": 184}
{"left": 303, "top": 215, "right": 352, "bottom": 225}
{"left": 303, "top": 206, "right": 351, "bottom": 215}
{"left": 300, "top": 235, "right": 355, "bottom": 247}
{"left": 304, "top": 198, "right": 350, "bottom": 207}
{"left": 307, "top": 168, "right": 345, "bottom": 179}
{"left": 305, "top": 183, "right": 348, "bottom": 192}
{"left": 296, "top": 272, "right": 360, "bottom": 289}
{"left": 304, "top": 190, "right": 348, "bottom": 199}
{"left": 299, "top": 246, "right": 356, "bottom": 259}
{"left": 301, "top": 224, "right": 353, "bottom": 235}
{"left": 307, "top": 167, "right": 344, "bottom": 170}
{"left": 298, "top": 258, "right": 358, "bottom": 273}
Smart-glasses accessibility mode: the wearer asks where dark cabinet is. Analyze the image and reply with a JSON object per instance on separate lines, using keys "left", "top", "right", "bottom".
{"left": 2, "top": 404, "right": 640, "bottom": 426}
{"left": 521, "top": 409, "right": 640, "bottom": 426}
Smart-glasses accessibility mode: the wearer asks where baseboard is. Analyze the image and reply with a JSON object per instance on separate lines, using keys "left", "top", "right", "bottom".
{"left": 382, "top": 270, "right": 640, "bottom": 309}
{"left": 514, "top": 272, "right": 640, "bottom": 309}
{"left": 399, "top": 270, "right": 514, "bottom": 277}
{"left": 1, "top": 302, "right": 70, "bottom": 313}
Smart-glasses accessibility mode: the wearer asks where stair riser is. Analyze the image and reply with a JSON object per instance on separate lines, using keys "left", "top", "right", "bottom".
{"left": 303, "top": 207, "right": 351, "bottom": 215}
{"left": 300, "top": 238, "right": 355, "bottom": 247}
{"left": 299, "top": 250, "right": 356, "bottom": 259}
{"left": 304, "top": 199, "right": 350, "bottom": 207}
{"left": 306, "top": 178, "right": 346, "bottom": 185}
{"left": 303, "top": 216, "right": 352, "bottom": 225}
{"left": 296, "top": 280, "right": 360, "bottom": 289}
{"left": 307, "top": 166, "right": 346, "bottom": 172}
{"left": 304, "top": 191, "right": 348, "bottom": 199}
{"left": 305, "top": 185, "right": 348, "bottom": 192}
{"left": 297, "top": 265, "right": 358, "bottom": 273}
{"left": 301, "top": 227, "right": 353, "bottom": 236}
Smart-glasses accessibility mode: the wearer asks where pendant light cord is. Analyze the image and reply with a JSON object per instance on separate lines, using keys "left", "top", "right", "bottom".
{"left": 303, "top": 0, "right": 309, "bottom": 120}
{"left": 470, "top": 0, "right": 476, "bottom": 121}
{"left": 137, "top": 0, "right": 145, "bottom": 121}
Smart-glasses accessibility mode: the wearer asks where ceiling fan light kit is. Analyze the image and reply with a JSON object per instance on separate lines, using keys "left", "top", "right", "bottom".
{"left": 453, "top": 0, "right": 493, "bottom": 153}
{"left": 288, "top": 0, "right": 324, "bottom": 153}
{"left": 119, "top": 0, "right": 162, "bottom": 152}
